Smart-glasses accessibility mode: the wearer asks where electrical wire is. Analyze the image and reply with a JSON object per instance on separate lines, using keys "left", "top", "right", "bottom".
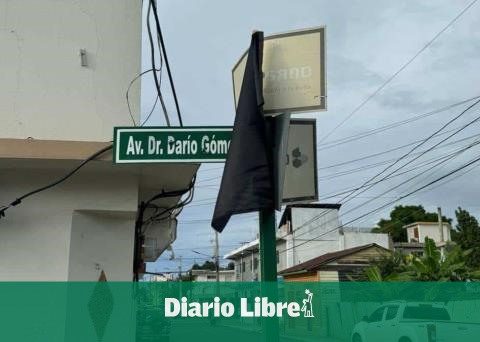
{"left": 193, "top": 127, "right": 480, "bottom": 187}
{"left": 140, "top": 95, "right": 159, "bottom": 126}
{"left": 149, "top": 0, "right": 183, "bottom": 127}
{"left": 340, "top": 99, "right": 480, "bottom": 203}
{"left": 126, "top": 68, "right": 160, "bottom": 126}
{"left": 186, "top": 147, "right": 474, "bottom": 209}
{"left": 275, "top": 135, "right": 480, "bottom": 243}
{"left": 193, "top": 96, "right": 480, "bottom": 178}
{"left": 0, "top": 144, "right": 113, "bottom": 219}
{"left": 319, "top": 132, "right": 480, "bottom": 180}
{"left": 146, "top": 0, "right": 170, "bottom": 126}
{"left": 317, "top": 0, "right": 479, "bottom": 144}
{"left": 317, "top": 95, "right": 480, "bottom": 150}
{"left": 278, "top": 152, "right": 480, "bottom": 256}
{"left": 133, "top": 174, "right": 197, "bottom": 281}
{"left": 319, "top": 130, "right": 480, "bottom": 171}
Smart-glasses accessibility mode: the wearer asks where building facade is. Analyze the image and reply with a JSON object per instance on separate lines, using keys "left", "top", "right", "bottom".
{"left": 279, "top": 244, "right": 390, "bottom": 282}
{"left": 224, "top": 204, "right": 391, "bottom": 281}
{"left": 0, "top": 2, "right": 197, "bottom": 281}
{"left": 394, "top": 221, "right": 452, "bottom": 255}
{"left": 191, "top": 269, "right": 236, "bottom": 282}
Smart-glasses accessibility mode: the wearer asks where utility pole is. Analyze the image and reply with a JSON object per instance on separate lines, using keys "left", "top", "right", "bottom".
{"left": 178, "top": 255, "right": 182, "bottom": 282}
{"left": 438, "top": 207, "right": 445, "bottom": 260}
{"left": 437, "top": 207, "right": 445, "bottom": 242}
{"left": 240, "top": 252, "right": 244, "bottom": 281}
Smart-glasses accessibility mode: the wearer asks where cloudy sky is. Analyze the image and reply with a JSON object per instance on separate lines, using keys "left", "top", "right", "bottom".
{"left": 139, "top": 0, "right": 480, "bottom": 274}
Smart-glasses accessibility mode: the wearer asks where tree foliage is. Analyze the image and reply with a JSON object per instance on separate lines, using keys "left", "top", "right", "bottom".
{"left": 191, "top": 261, "right": 217, "bottom": 271}
{"left": 453, "top": 207, "right": 480, "bottom": 268}
{"left": 364, "top": 238, "right": 480, "bottom": 281}
{"left": 372, "top": 205, "right": 450, "bottom": 242}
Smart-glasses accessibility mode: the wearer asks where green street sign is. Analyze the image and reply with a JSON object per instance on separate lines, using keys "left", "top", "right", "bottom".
{"left": 113, "top": 127, "right": 232, "bottom": 163}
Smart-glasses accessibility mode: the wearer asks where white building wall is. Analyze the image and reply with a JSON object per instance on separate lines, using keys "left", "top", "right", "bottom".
{"left": 193, "top": 271, "right": 236, "bottom": 282}
{"left": 341, "top": 232, "right": 391, "bottom": 250}
{"left": 0, "top": 0, "right": 141, "bottom": 141}
{"left": 0, "top": 164, "right": 138, "bottom": 281}
{"left": 227, "top": 207, "right": 391, "bottom": 280}
{"left": 406, "top": 223, "right": 451, "bottom": 243}
{"left": 232, "top": 240, "right": 287, "bottom": 281}
{"left": 68, "top": 211, "right": 136, "bottom": 281}
{"left": 290, "top": 207, "right": 341, "bottom": 265}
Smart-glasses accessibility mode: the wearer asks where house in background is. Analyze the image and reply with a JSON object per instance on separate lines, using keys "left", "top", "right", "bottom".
{"left": 279, "top": 243, "right": 390, "bottom": 282}
{"left": 394, "top": 221, "right": 452, "bottom": 256}
{"left": 224, "top": 204, "right": 391, "bottom": 281}
{"left": 224, "top": 237, "right": 287, "bottom": 281}
{"left": 191, "top": 269, "right": 236, "bottom": 282}
{"left": 146, "top": 273, "right": 175, "bottom": 282}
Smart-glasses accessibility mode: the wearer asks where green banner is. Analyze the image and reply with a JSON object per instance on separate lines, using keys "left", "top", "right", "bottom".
{"left": 1, "top": 282, "right": 480, "bottom": 341}
{"left": 113, "top": 127, "right": 232, "bottom": 163}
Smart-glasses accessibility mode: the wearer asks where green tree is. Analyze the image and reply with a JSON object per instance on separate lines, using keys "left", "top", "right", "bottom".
{"left": 364, "top": 238, "right": 480, "bottom": 281}
{"left": 453, "top": 207, "right": 480, "bottom": 268}
{"left": 191, "top": 260, "right": 217, "bottom": 271}
{"left": 362, "top": 252, "right": 409, "bottom": 281}
{"left": 372, "top": 205, "right": 450, "bottom": 242}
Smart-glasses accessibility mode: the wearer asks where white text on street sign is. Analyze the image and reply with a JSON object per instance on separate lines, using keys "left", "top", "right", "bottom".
{"left": 114, "top": 127, "right": 232, "bottom": 163}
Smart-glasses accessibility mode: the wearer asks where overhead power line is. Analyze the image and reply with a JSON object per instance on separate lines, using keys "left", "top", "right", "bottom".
{"left": 126, "top": 68, "right": 162, "bottom": 127}
{"left": 146, "top": 1, "right": 170, "bottom": 126}
{"left": 317, "top": 0, "right": 479, "bottom": 144}
{"left": 340, "top": 99, "right": 480, "bottom": 203}
{"left": 279, "top": 152, "right": 480, "bottom": 256}
{"left": 194, "top": 96, "right": 480, "bottom": 179}
{"left": 319, "top": 132, "right": 480, "bottom": 180}
{"left": 278, "top": 135, "right": 480, "bottom": 243}
{"left": 317, "top": 95, "right": 480, "bottom": 151}
{"left": 0, "top": 145, "right": 113, "bottom": 219}
{"left": 149, "top": 0, "right": 184, "bottom": 126}
{"left": 188, "top": 144, "right": 479, "bottom": 209}
{"left": 194, "top": 127, "right": 480, "bottom": 188}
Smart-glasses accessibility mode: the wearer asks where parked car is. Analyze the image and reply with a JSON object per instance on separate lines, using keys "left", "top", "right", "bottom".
{"left": 351, "top": 301, "right": 480, "bottom": 342}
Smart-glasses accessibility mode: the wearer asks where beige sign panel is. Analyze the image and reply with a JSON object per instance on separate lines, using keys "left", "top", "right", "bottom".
{"left": 232, "top": 27, "right": 326, "bottom": 115}
{"left": 282, "top": 119, "right": 318, "bottom": 204}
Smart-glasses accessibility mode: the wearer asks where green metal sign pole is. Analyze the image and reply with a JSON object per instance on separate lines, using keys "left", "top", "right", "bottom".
{"left": 259, "top": 208, "right": 279, "bottom": 342}
{"left": 259, "top": 209, "right": 277, "bottom": 281}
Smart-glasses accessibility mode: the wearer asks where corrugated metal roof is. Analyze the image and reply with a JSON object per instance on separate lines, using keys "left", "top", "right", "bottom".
{"left": 279, "top": 243, "right": 387, "bottom": 275}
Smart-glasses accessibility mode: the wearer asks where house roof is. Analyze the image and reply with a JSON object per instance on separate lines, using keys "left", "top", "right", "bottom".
{"left": 278, "top": 203, "right": 342, "bottom": 227}
{"left": 279, "top": 243, "right": 389, "bottom": 275}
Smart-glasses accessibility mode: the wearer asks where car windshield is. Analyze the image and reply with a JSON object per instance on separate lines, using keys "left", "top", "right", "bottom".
{"left": 403, "top": 305, "right": 451, "bottom": 320}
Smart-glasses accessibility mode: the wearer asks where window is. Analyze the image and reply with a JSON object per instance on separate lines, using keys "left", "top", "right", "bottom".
{"left": 414, "top": 227, "right": 419, "bottom": 239}
{"left": 403, "top": 305, "right": 450, "bottom": 320}
{"left": 385, "top": 306, "right": 399, "bottom": 321}
{"left": 368, "top": 307, "right": 385, "bottom": 322}
{"left": 254, "top": 258, "right": 258, "bottom": 270}
{"left": 207, "top": 275, "right": 216, "bottom": 280}
{"left": 276, "top": 251, "right": 280, "bottom": 264}
{"left": 242, "top": 262, "right": 245, "bottom": 273}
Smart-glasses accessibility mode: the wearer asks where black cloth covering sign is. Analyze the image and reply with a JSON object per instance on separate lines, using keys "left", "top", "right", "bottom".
{"left": 211, "top": 31, "right": 274, "bottom": 232}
